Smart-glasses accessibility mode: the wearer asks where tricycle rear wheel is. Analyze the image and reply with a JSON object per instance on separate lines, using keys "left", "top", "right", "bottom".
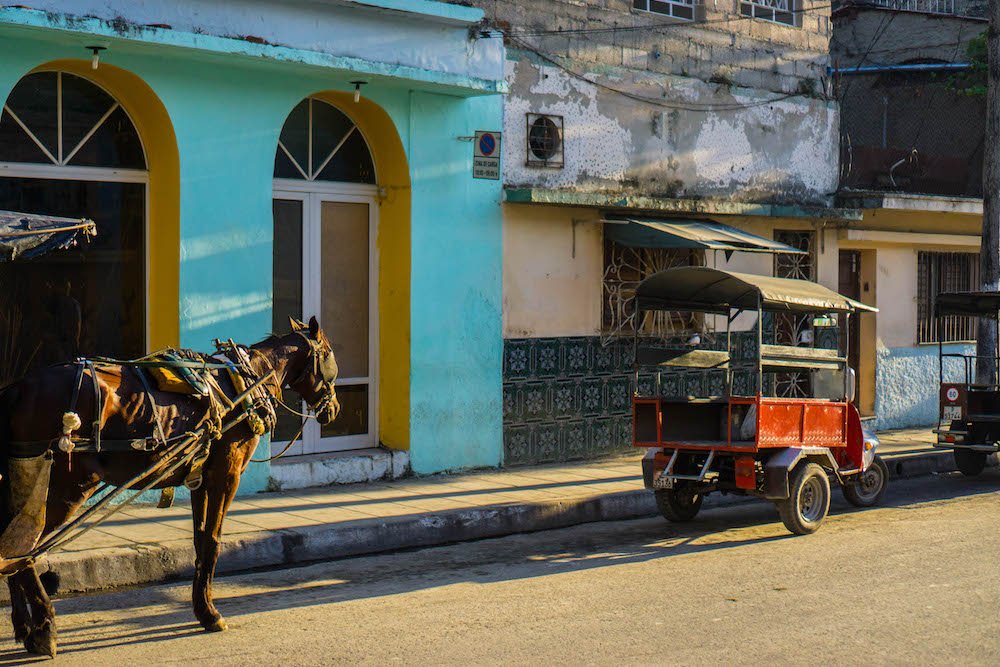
{"left": 777, "top": 462, "right": 830, "bottom": 535}
{"left": 954, "top": 449, "right": 988, "bottom": 477}
{"left": 654, "top": 485, "right": 703, "bottom": 522}
{"left": 843, "top": 455, "right": 889, "bottom": 508}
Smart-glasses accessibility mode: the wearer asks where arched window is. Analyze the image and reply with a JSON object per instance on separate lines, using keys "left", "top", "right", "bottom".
{"left": 0, "top": 71, "right": 145, "bottom": 169}
{"left": 274, "top": 97, "right": 375, "bottom": 183}
{"left": 0, "top": 72, "right": 147, "bottom": 384}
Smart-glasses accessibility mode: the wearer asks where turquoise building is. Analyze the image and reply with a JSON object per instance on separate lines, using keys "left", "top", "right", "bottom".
{"left": 0, "top": 1, "right": 505, "bottom": 492}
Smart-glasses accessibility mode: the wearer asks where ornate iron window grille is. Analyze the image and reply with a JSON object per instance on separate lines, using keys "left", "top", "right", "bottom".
{"left": 601, "top": 240, "right": 704, "bottom": 346}
{"left": 773, "top": 230, "right": 816, "bottom": 397}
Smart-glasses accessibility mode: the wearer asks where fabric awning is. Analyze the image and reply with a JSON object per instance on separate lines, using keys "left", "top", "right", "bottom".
{"left": 636, "top": 266, "right": 879, "bottom": 314}
{"left": 1, "top": 211, "right": 96, "bottom": 262}
{"left": 604, "top": 216, "right": 806, "bottom": 254}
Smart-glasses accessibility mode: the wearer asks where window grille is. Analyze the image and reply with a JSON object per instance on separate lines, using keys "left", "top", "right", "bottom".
{"left": 601, "top": 239, "right": 703, "bottom": 346}
{"left": 773, "top": 230, "right": 816, "bottom": 397}
{"left": 917, "top": 251, "right": 979, "bottom": 344}
{"left": 632, "top": 0, "right": 695, "bottom": 21}
{"left": 864, "top": 0, "right": 955, "bottom": 15}
{"left": 740, "top": 0, "right": 797, "bottom": 26}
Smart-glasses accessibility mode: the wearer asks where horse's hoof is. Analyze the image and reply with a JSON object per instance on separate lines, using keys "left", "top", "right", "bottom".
{"left": 24, "top": 624, "right": 57, "bottom": 658}
{"left": 13, "top": 625, "right": 28, "bottom": 644}
{"left": 203, "top": 618, "right": 227, "bottom": 633}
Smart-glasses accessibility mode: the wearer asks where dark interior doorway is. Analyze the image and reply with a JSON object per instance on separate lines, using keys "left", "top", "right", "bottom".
{"left": 839, "top": 249, "right": 862, "bottom": 404}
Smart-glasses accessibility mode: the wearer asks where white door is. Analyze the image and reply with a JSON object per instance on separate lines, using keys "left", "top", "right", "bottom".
{"left": 272, "top": 186, "right": 378, "bottom": 454}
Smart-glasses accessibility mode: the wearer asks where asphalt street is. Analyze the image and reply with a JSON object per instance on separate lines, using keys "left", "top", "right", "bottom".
{"left": 3, "top": 470, "right": 1000, "bottom": 665}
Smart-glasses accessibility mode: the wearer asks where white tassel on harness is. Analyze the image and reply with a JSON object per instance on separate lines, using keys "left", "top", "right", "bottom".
{"left": 58, "top": 412, "right": 82, "bottom": 453}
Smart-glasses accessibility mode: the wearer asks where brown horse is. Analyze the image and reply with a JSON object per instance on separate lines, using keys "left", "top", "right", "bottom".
{"left": 0, "top": 316, "right": 339, "bottom": 657}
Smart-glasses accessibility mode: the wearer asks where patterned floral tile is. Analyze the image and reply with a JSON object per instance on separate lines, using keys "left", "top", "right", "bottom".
{"left": 533, "top": 339, "right": 560, "bottom": 378}
{"left": 560, "top": 337, "right": 589, "bottom": 377}
{"left": 504, "top": 340, "right": 530, "bottom": 381}
{"left": 551, "top": 380, "right": 578, "bottom": 420}
{"left": 579, "top": 378, "right": 604, "bottom": 417}
{"left": 521, "top": 382, "right": 549, "bottom": 422}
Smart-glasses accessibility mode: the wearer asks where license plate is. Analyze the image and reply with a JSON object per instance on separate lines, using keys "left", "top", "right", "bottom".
{"left": 653, "top": 472, "right": 674, "bottom": 489}
{"left": 943, "top": 405, "right": 962, "bottom": 421}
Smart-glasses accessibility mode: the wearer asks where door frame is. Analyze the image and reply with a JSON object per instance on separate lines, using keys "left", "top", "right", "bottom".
{"left": 273, "top": 179, "right": 380, "bottom": 454}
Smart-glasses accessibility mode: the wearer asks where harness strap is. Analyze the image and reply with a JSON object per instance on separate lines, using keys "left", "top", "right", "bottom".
{"left": 68, "top": 362, "right": 85, "bottom": 414}
{"left": 133, "top": 367, "right": 168, "bottom": 448}
{"left": 85, "top": 361, "right": 102, "bottom": 452}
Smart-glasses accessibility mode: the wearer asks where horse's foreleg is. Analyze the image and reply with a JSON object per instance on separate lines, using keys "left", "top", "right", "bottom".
{"left": 14, "top": 566, "right": 56, "bottom": 657}
{"left": 191, "top": 464, "right": 240, "bottom": 632}
{"left": 8, "top": 574, "right": 30, "bottom": 643}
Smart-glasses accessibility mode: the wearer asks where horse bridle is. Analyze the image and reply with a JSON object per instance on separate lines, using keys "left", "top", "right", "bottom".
{"left": 284, "top": 331, "right": 338, "bottom": 417}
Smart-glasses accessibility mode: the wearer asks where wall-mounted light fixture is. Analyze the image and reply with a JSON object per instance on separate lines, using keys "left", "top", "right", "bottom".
{"left": 350, "top": 80, "right": 367, "bottom": 103}
{"left": 87, "top": 46, "right": 107, "bottom": 70}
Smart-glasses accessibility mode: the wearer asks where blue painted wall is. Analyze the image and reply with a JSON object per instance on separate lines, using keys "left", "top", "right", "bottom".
{"left": 408, "top": 92, "right": 504, "bottom": 473}
{"left": 1, "top": 18, "right": 504, "bottom": 490}
{"left": 873, "top": 343, "right": 974, "bottom": 431}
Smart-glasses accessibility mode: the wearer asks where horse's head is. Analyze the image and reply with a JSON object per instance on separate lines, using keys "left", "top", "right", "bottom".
{"left": 285, "top": 316, "right": 340, "bottom": 425}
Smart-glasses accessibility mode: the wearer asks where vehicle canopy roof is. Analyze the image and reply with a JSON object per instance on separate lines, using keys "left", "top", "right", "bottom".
{"left": 635, "top": 266, "right": 879, "bottom": 314}
{"left": 935, "top": 291, "right": 1000, "bottom": 317}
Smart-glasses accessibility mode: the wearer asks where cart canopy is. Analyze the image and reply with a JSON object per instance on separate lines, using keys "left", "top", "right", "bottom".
{"left": 935, "top": 291, "right": 1000, "bottom": 318}
{"left": 1, "top": 211, "right": 95, "bottom": 262}
{"left": 636, "top": 266, "right": 879, "bottom": 314}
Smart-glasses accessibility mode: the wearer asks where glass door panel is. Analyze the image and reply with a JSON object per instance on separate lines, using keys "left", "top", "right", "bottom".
{"left": 271, "top": 196, "right": 307, "bottom": 453}
{"left": 271, "top": 192, "right": 376, "bottom": 455}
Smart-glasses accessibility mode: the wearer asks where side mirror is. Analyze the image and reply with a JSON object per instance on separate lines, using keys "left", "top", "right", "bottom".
{"left": 847, "top": 366, "right": 857, "bottom": 403}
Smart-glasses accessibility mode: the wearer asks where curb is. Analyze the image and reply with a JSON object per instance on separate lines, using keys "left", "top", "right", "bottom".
{"left": 39, "top": 449, "right": 969, "bottom": 599}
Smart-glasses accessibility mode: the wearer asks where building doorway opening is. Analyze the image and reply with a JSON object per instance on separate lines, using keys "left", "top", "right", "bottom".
{"left": 272, "top": 97, "right": 378, "bottom": 454}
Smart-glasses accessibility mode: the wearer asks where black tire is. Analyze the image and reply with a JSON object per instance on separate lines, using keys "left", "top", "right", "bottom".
{"left": 843, "top": 455, "right": 889, "bottom": 507}
{"left": 955, "top": 449, "right": 988, "bottom": 477}
{"left": 654, "top": 485, "right": 704, "bottom": 522}
{"left": 776, "top": 462, "right": 830, "bottom": 535}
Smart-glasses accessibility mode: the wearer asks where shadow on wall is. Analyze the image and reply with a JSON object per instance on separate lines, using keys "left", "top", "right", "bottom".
{"left": 872, "top": 341, "right": 974, "bottom": 431}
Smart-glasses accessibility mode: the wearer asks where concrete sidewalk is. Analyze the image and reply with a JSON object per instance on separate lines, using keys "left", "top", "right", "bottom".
{"left": 40, "top": 430, "right": 954, "bottom": 598}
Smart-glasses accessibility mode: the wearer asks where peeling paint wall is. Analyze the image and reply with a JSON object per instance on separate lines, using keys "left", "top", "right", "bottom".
{"left": 501, "top": 57, "right": 839, "bottom": 205}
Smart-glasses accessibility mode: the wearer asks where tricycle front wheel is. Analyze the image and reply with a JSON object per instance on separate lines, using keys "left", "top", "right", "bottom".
{"left": 843, "top": 455, "right": 889, "bottom": 508}
{"left": 654, "top": 485, "right": 703, "bottom": 522}
{"left": 776, "top": 462, "right": 830, "bottom": 535}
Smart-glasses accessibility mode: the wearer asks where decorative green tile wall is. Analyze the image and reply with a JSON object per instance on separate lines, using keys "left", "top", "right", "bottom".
{"left": 502, "top": 326, "right": 839, "bottom": 466}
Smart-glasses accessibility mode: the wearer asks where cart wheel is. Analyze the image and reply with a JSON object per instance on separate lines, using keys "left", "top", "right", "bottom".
{"left": 954, "top": 449, "right": 988, "bottom": 477}
{"left": 654, "top": 486, "right": 703, "bottom": 522}
{"left": 777, "top": 462, "right": 830, "bottom": 535}
{"left": 843, "top": 455, "right": 889, "bottom": 507}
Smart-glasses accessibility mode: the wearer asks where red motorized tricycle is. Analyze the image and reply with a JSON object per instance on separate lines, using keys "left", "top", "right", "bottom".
{"left": 633, "top": 267, "right": 886, "bottom": 535}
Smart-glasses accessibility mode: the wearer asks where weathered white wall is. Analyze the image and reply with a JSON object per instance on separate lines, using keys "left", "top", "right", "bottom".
{"left": 22, "top": 0, "right": 503, "bottom": 83}
{"left": 503, "top": 205, "right": 603, "bottom": 338}
{"left": 502, "top": 58, "right": 840, "bottom": 206}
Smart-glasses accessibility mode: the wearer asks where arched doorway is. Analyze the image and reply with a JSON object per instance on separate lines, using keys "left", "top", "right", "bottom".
{"left": 0, "top": 71, "right": 147, "bottom": 384}
{"left": 273, "top": 96, "right": 378, "bottom": 454}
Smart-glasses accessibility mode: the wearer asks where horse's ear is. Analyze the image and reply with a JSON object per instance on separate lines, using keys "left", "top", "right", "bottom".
{"left": 308, "top": 315, "right": 320, "bottom": 339}
{"left": 287, "top": 316, "right": 305, "bottom": 332}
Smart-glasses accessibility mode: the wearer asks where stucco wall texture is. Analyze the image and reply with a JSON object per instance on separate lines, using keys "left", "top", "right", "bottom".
{"left": 501, "top": 58, "right": 839, "bottom": 205}
{"left": 872, "top": 343, "right": 973, "bottom": 431}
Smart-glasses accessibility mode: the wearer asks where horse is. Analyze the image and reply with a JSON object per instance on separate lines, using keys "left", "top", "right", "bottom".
{"left": 0, "top": 316, "right": 339, "bottom": 658}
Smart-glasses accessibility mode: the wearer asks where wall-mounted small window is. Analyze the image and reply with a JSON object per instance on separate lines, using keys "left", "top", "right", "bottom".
{"left": 632, "top": 0, "right": 695, "bottom": 21}
{"left": 526, "top": 113, "right": 564, "bottom": 168}
{"left": 740, "top": 0, "right": 798, "bottom": 26}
